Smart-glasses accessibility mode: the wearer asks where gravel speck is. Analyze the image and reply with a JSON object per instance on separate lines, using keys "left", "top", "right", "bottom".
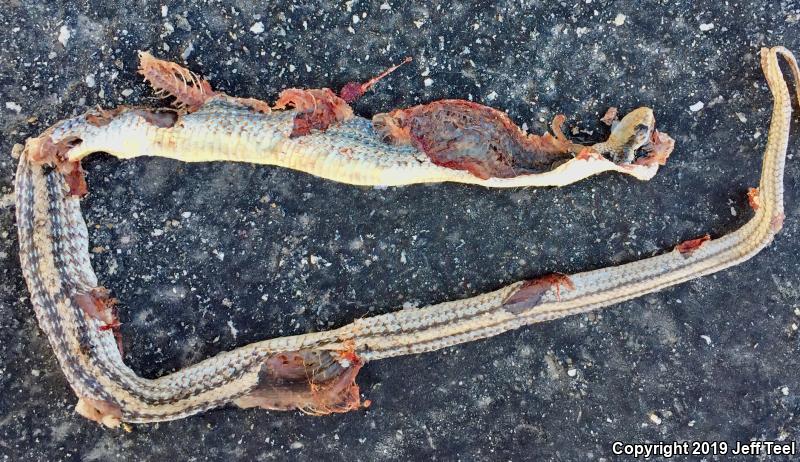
{"left": 5, "top": 102, "right": 21, "bottom": 113}
{"left": 57, "top": 25, "right": 70, "bottom": 47}
{"left": 567, "top": 368, "right": 577, "bottom": 377}
{"left": 250, "top": 21, "right": 265, "bottom": 34}
{"left": 689, "top": 101, "right": 704, "bottom": 112}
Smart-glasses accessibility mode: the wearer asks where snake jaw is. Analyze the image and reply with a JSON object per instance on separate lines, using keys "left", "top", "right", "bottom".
{"left": 588, "top": 107, "right": 676, "bottom": 168}
{"left": 633, "top": 129, "right": 675, "bottom": 167}
{"left": 602, "top": 107, "right": 656, "bottom": 164}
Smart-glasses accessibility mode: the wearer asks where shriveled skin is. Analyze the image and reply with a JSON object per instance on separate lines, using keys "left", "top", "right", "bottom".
{"left": 12, "top": 47, "right": 797, "bottom": 427}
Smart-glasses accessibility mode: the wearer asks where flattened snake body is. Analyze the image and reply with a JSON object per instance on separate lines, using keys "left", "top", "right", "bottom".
{"left": 12, "top": 47, "right": 799, "bottom": 427}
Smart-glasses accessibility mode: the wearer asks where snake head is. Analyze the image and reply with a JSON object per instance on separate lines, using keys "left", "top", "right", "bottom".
{"left": 603, "top": 107, "right": 656, "bottom": 164}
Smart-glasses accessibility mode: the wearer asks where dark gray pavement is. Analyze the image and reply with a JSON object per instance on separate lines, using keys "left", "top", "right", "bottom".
{"left": 1, "top": 2, "right": 799, "bottom": 460}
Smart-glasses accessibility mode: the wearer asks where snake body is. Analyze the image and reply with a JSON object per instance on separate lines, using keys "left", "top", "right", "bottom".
{"left": 13, "top": 47, "right": 799, "bottom": 426}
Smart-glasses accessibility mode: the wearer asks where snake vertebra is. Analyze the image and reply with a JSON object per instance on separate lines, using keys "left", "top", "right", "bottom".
{"left": 13, "top": 47, "right": 798, "bottom": 427}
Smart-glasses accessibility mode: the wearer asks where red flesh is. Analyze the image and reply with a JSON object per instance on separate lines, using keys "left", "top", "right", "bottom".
{"left": 675, "top": 234, "right": 712, "bottom": 257}
{"left": 502, "top": 273, "right": 575, "bottom": 315}
{"left": 373, "top": 100, "right": 576, "bottom": 179}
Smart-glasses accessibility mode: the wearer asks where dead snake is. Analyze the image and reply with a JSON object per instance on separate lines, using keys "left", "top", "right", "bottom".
{"left": 12, "top": 46, "right": 798, "bottom": 427}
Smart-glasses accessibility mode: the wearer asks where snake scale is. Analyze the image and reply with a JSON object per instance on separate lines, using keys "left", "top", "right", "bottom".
{"left": 12, "top": 46, "right": 799, "bottom": 427}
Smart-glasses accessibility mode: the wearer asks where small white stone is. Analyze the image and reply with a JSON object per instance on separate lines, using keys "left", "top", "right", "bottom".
{"left": 31, "top": 369, "right": 41, "bottom": 377}
{"left": 700, "top": 335, "right": 712, "bottom": 345}
{"left": 250, "top": 21, "right": 264, "bottom": 34}
{"left": 730, "top": 206, "right": 737, "bottom": 216}
{"left": 352, "top": 15, "right": 360, "bottom": 24}
{"left": 151, "top": 229, "right": 164, "bottom": 237}
{"left": 689, "top": 101, "right": 704, "bottom": 112}
{"left": 85, "top": 73, "right": 96, "bottom": 88}
{"left": 5, "top": 101, "right": 21, "bottom": 113}
{"left": 380, "top": 2, "right": 391, "bottom": 10}
{"left": 121, "top": 88, "right": 133, "bottom": 97}
{"left": 182, "top": 42, "right": 195, "bottom": 60}
{"left": 613, "top": 14, "right": 626, "bottom": 26}
{"left": 58, "top": 25, "right": 71, "bottom": 47}
{"left": 736, "top": 112, "right": 747, "bottom": 123}
{"left": 161, "top": 5, "right": 168, "bottom": 17}
{"left": 486, "top": 91, "right": 498, "bottom": 101}
{"left": 289, "top": 64, "right": 296, "bottom": 72}
{"left": 699, "top": 23, "right": 714, "bottom": 32}
{"left": 567, "top": 368, "right": 577, "bottom": 377}
{"left": 782, "top": 386, "right": 790, "bottom": 396}
{"left": 290, "top": 442, "right": 303, "bottom": 449}
{"left": 649, "top": 413, "right": 662, "bottom": 425}
{"left": 423, "top": 78, "right": 433, "bottom": 87}
{"left": 181, "top": 211, "right": 192, "bottom": 218}
{"left": 414, "top": 19, "right": 424, "bottom": 28}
